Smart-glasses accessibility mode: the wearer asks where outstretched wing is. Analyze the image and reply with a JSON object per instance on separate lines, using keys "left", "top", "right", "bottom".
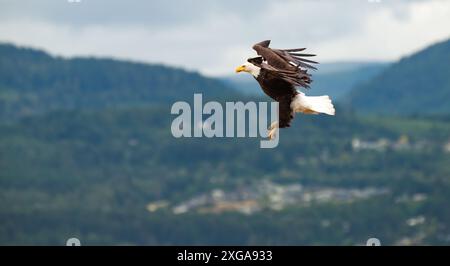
{"left": 272, "top": 47, "right": 318, "bottom": 70}
{"left": 253, "top": 40, "right": 318, "bottom": 71}
{"left": 247, "top": 56, "right": 313, "bottom": 88}
{"left": 261, "top": 62, "right": 313, "bottom": 88}
{"left": 252, "top": 40, "right": 294, "bottom": 70}
{"left": 252, "top": 40, "right": 318, "bottom": 89}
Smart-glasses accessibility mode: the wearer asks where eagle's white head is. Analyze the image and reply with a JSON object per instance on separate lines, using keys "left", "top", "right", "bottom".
{"left": 235, "top": 62, "right": 261, "bottom": 78}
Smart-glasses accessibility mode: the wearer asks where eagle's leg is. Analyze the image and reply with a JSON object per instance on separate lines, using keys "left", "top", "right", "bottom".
{"left": 268, "top": 121, "right": 279, "bottom": 140}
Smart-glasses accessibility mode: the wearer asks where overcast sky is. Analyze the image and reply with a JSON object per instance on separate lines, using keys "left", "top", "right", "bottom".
{"left": 0, "top": 0, "right": 449, "bottom": 76}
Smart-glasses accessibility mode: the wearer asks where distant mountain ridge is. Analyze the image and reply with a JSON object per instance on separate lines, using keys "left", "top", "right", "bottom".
{"left": 346, "top": 38, "right": 450, "bottom": 115}
{"left": 0, "top": 43, "right": 239, "bottom": 120}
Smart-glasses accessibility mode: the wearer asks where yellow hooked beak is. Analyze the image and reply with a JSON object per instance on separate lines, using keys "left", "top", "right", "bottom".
{"left": 235, "top": 65, "right": 246, "bottom": 73}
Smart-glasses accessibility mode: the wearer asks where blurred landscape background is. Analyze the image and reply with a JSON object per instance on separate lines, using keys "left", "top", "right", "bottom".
{"left": 1, "top": 0, "right": 450, "bottom": 245}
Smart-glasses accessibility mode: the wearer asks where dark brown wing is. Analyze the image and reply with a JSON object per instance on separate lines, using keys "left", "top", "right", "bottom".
{"left": 253, "top": 40, "right": 294, "bottom": 70}
{"left": 247, "top": 56, "right": 263, "bottom": 65}
{"left": 253, "top": 40, "right": 318, "bottom": 71}
{"left": 247, "top": 56, "right": 312, "bottom": 88}
{"left": 261, "top": 62, "right": 313, "bottom": 88}
{"left": 252, "top": 40, "right": 318, "bottom": 89}
{"left": 272, "top": 49, "right": 318, "bottom": 70}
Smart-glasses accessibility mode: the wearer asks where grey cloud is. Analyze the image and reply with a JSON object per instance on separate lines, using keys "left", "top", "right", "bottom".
{"left": 0, "top": 0, "right": 448, "bottom": 75}
{"left": 0, "top": 0, "right": 269, "bottom": 28}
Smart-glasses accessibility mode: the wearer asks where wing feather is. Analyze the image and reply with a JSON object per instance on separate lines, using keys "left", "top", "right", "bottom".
{"left": 290, "top": 53, "right": 316, "bottom": 57}
{"left": 252, "top": 40, "right": 319, "bottom": 87}
{"left": 261, "top": 62, "right": 312, "bottom": 88}
{"left": 281, "top": 48, "right": 306, "bottom": 52}
{"left": 250, "top": 40, "right": 318, "bottom": 89}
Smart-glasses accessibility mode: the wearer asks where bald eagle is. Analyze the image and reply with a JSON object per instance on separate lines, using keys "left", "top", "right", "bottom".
{"left": 235, "top": 40, "right": 335, "bottom": 139}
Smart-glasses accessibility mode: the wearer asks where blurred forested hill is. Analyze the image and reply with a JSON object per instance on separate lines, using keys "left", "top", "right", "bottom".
{"left": 347, "top": 38, "right": 450, "bottom": 114}
{"left": 1, "top": 43, "right": 450, "bottom": 245}
{"left": 0, "top": 43, "right": 241, "bottom": 121}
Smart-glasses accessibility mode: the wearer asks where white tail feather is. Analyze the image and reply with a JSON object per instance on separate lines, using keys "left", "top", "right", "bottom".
{"left": 291, "top": 92, "right": 335, "bottom": 116}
